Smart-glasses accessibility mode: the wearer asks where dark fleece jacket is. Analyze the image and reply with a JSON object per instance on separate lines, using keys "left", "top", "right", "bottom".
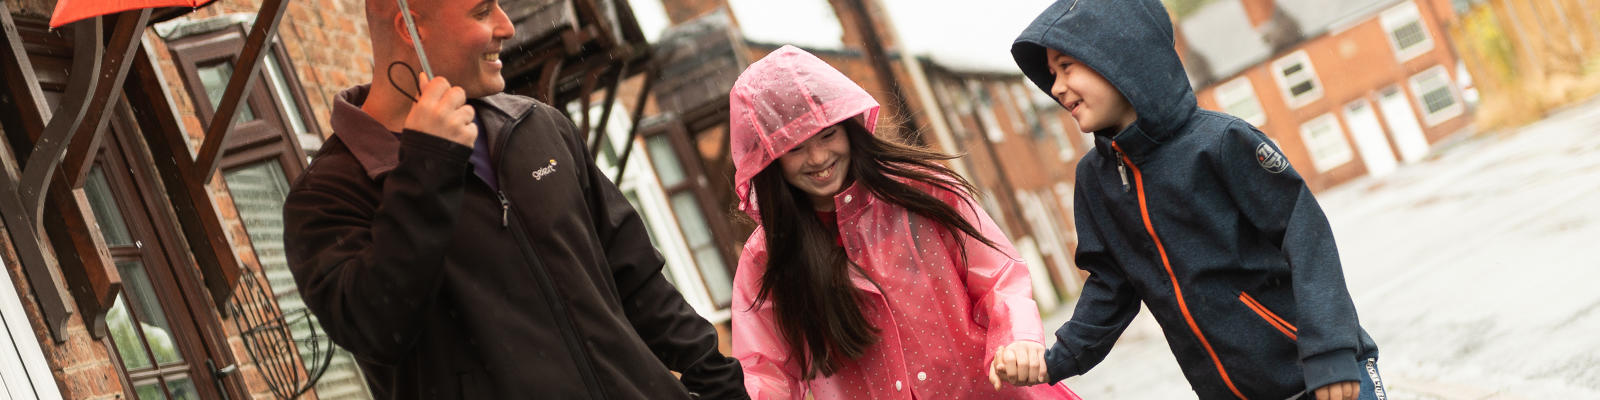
{"left": 1013, "top": 1, "right": 1378, "bottom": 398}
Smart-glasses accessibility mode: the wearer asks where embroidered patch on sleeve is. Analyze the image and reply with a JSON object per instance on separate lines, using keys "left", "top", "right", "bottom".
{"left": 1255, "top": 142, "right": 1289, "bottom": 173}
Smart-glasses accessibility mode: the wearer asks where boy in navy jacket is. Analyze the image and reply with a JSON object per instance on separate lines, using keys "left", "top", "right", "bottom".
{"left": 992, "top": 1, "right": 1385, "bottom": 399}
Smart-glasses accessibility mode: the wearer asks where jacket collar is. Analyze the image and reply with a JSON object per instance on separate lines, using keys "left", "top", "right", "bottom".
{"left": 330, "top": 84, "right": 538, "bottom": 179}
{"left": 831, "top": 180, "right": 872, "bottom": 222}
{"left": 1094, "top": 113, "right": 1189, "bottom": 162}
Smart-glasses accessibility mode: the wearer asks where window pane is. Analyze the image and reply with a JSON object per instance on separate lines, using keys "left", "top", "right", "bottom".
{"left": 263, "top": 55, "right": 308, "bottom": 135}
{"left": 670, "top": 193, "right": 731, "bottom": 304}
{"left": 1393, "top": 22, "right": 1426, "bottom": 49}
{"left": 223, "top": 161, "right": 375, "bottom": 398}
{"left": 1300, "top": 115, "right": 1353, "bottom": 171}
{"left": 670, "top": 194, "right": 712, "bottom": 246}
{"left": 223, "top": 162, "right": 293, "bottom": 305}
{"left": 1290, "top": 81, "right": 1316, "bottom": 96}
{"left": 83, "top": 166, "right": 135, "bottom": 246}
{"left": 106, "top": 295, "right": 153, "bottom": 370}
{"left": 133, "top": 381, "right": 166, "bottom": 400}
{"left": 647, "top": 135, "right": 686, "bottom": 187}
{"left": 197, "top": 61, "right": 256, "bottom": 124}
{"left": 1423, "top": 87, "right": 1455, "bottom": 114}
{"left": 165, "top": 376, "right": 199, "bottom": 400}
{"left": 693, "top": 246, "right": 731, "bottom": 304}
{"left": 116, "top": 261, "right": 182, "bottom": 365}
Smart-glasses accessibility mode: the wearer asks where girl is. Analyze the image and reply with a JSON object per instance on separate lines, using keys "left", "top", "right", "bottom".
{"left": 728, "top": 45, "right": 1080, "bottom": 399}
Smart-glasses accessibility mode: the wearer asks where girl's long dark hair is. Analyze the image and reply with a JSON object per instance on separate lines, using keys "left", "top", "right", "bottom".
{"left": 750, "top": 120, "right": 998, "bottom": 379}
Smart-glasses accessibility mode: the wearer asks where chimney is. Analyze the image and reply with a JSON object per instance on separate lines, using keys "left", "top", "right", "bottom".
{"left": 1239, "top": 0, "right": 1304, "bottom": 53}
{"left": 1239, "top": 0, "right": 1277, "bottom": 28}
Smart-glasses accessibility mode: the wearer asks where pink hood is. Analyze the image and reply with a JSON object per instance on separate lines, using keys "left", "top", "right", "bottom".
{"left": 729, "top": 45, "right": 880, "bottom": 219}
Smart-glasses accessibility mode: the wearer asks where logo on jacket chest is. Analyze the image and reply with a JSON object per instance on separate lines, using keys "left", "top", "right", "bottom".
{"left": 1255, "top": 143, "right": 1289, "bottom": 174}
{"left": 531, "top": 158, "right": 559, "bottom": 180}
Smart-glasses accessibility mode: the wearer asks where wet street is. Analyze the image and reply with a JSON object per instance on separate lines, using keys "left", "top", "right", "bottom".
{"left": 1047, "top": 97, "right": 1600, "bottom": 399}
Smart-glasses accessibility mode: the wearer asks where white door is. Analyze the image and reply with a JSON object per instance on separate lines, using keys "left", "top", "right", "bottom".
{"left": 1377, "top": 87, "right": 1431, "bottom": 163}
{"left": 1344, "top": 99, "right": 1399, "bottom": 177}
{"left": 1, "top": 258, "right": 64, "bottom": 399}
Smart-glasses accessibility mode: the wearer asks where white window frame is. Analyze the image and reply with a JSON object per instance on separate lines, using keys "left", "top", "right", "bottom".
{"left": 1408, "top": 65, "right": 1464, "bottom": 126}
{"left": 1299, "top": 113, "right": 1354, "bottom": 172}
{"left": 1, "top": 258, "right": 64, "bottom": 400}
{"left": 1380, "top": 1, "right": 1434, "bottom": 63}
{"left": 1009, "top": 82, "right": 1037, "bottom": 135}
{"left": 1271, "top": 50, "right": 1323, "bottom": 109}
{"left": 1214, "top": 76, "right": 1267, "bottom": 126}
{"left": 1015, "top": 190, "right": 1063, "bottom": 311}
{"left": 969, "top": 81, "right": 1008, "bottom": 142}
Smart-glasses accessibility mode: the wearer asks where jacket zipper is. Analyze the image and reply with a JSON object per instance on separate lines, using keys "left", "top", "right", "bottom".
{"left": 497, "top": 191, "right": 510, "bottom": 228}
{"left": 1114, "top": 149, "right": 1130, "bottom": 192}
{"left": 491, "top": 110, "right": 608, "bottom": 399}
{"left": 1111, "top": 142, "right": 1248, "bottom": 400}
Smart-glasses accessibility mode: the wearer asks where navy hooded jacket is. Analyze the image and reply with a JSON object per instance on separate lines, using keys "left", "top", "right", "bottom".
{"left": 1012, "top": 0, "right": 1378, "bottom": 398}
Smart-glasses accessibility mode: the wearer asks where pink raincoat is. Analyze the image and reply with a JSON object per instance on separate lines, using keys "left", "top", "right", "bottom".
{"left": 728, "top": 45, "right": 1080, "bottom": 400}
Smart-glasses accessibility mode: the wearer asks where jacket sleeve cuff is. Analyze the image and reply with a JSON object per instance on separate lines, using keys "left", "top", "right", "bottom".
{"left": 1302, "top": 349, "right": 1360, "bottom": 392}
{"left": 400, "top": 129, "right": 474, "bottom": 165}
{"left": 1044, "top": 344, "right": 1082, "bottom": 383}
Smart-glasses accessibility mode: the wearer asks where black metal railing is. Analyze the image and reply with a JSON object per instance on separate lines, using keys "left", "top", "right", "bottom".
{"left": 227, "top": 270, "right": 334, "bottom": 399}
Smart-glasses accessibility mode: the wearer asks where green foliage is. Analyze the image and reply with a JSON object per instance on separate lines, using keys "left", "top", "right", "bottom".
{"left": 1460, "top": 5, "right": 1517, "bottom": 84}
{"left": 1164, "top": 0, "right": 1222, "bottom": 19}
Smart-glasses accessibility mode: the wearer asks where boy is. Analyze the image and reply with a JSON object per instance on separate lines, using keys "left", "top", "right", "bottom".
{"left": 991, "top": 1, "right": 1385, "bottom": 399}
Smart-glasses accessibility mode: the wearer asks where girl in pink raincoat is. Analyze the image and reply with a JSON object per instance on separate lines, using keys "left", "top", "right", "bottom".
{"left": 728, "top": 45, "right": 1082, "bottom": 400}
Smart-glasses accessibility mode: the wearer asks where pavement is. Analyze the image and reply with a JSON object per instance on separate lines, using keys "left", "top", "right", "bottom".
{"left": 1041, "top": 97, "right": 1600, "bottom": 399}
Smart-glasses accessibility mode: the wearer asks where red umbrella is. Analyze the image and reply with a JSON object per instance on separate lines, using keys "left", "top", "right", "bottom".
{"left": 49, "top": 0, "right": 215, "bottom": 28}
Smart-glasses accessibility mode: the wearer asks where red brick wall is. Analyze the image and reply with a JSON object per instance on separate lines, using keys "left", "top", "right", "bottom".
{"left": 1, "top": 226, "right": 127, "bottom": 400}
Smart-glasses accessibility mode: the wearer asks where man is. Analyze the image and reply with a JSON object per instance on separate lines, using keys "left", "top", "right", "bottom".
{"left": 281, "top": 0, "right": 747, "bottom": 398}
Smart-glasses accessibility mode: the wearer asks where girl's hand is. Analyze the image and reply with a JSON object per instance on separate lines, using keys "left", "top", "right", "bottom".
{"left": 987, "top": 341, "right": 1048, "bottom": 389}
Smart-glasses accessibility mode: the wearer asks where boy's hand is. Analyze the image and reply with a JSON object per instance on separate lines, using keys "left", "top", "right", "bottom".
{"left": 404, "top": 72, "right": 478, "bottom": 147}
{"left": 986, "top": 341, "right": 1048, "bottom": 390}
{"left": 1313, "top": 380, "right": 1359, "bottom": 400}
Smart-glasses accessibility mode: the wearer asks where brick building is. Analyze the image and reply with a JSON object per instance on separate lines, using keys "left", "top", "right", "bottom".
{"left": 1180, "top": 0, "right": 1475, "bottom": 190}
{"left": 1, "top": 0, "right": 649, "bottom": 398}
{"left": 2, "top": 0, "right": 368, "bottom": 397}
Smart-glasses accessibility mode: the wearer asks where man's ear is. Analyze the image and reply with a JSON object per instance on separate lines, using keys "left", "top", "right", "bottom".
{"left": 391, "top": 10, "right": 422, "bottom": 46}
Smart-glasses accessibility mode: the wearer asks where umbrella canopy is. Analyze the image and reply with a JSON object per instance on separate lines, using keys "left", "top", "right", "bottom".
{"left": 50, "top": 0, "right": 214, "bottom": 28}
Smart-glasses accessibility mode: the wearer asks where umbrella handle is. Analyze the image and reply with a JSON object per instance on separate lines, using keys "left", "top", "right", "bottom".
{"left": 396, "top": 0, "right": 433, "bottom": 78}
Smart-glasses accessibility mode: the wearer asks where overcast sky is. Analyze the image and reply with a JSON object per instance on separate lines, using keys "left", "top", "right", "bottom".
{"left": 629, "top": 0, "right": 1056, "bottom": 73}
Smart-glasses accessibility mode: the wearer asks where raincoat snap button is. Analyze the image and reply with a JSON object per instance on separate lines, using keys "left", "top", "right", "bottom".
{"left": 844, "top": 194, "right": 853, "bottom": 203}
{"left": 894, "top": 380, "right": 902, "bottom": 391}
{"left": 917, "top": 371, "right": 927, "bottom": 381}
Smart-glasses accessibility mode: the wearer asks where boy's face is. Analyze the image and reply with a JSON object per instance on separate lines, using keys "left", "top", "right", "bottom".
{"left": 778, "top": 124, "right": 852, "bottom": 211}
{"left": 1045, "top": 48, "right": 1137, "bottom": 134}
{"left": 411, "top": 0, "right": 515, "bottom": 98}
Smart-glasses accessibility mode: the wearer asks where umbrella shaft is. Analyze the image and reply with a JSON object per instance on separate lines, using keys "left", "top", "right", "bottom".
{"left": 395, "top": 0, "right": 433, "bottom": 78}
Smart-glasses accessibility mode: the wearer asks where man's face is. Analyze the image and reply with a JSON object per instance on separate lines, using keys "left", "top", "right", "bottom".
{"left": 413, "top": 0, "right": 515, "bottom": 98}
{"left": 1045, "top": 48, "right": 1136, "bottom": 134}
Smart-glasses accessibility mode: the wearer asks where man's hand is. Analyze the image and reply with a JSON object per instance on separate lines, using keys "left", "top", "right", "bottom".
{"left": 404, "top": 73, "right": 477, "bottom": 146}
{"left": 987, "top": 341, "right": 1048, "bottom": 390}
{"left": 1313, "top": 380, "right": 1359, "bottom": 400}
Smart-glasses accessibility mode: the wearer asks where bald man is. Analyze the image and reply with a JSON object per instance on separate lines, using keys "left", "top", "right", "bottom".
{"left": 281, "top": 0, "right": 747, "bottom": 398}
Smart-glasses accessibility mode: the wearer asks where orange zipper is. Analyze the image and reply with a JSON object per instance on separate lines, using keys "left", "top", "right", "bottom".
{"left": 1112, "top": 143, "right": 1248, "bottom": 400}
{"left": 1239, "top": 292, "right": 1298, "bottom": 341}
